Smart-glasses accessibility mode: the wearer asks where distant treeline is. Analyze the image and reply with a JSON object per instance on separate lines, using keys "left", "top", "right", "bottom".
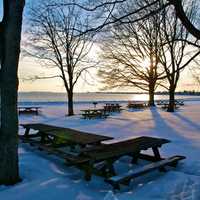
{"left": 156, "top": 91, "right": 200, "bottom": 95}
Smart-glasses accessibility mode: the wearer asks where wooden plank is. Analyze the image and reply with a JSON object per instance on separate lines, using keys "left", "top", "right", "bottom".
{"left": 20, "top": 123, "right": 113, "bottom": 146}
{"left": 106, "top": 155, "right": 186, "bottom": 190}
{"left": 44, "top": 128, "right": 113, "bottom": 145}
{"left": 20, "top": 123, "right": 63, "bottom": 132}
{"left": 20, "top": 137, "right": 90, "bottom": 165}
{"left": 37, "top": 144, "right": 90, "bottom": 165}
{"left": 83, "top": 137, "right": 170, "bottom": 161}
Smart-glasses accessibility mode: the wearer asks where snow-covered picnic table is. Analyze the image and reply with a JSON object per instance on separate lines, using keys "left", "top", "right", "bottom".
{"left": 19, "top": 123, "right": 185, "bottom": 190}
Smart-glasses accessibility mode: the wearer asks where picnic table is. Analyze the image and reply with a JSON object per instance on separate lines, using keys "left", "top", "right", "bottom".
{"left": 104, "top": 103, "right": 122, "bottom": 113}
{"left": 127, "top": 101, "right": 148, "bottom": 109}
{"left": 80, "top": 109, "right": 109, "bottom": 119}
{"left": 76, "top": 136, "right": 185, "bottom": 189}
{"left": 157, "top": 100, "right": 184, "bottom": 109}
{"left": 18, "top": 106, "right": 41, "bottom": 115}
{"left": 20, "top": 123, "right": 113, "bottom": 148}
{"left": 19, "top": 123, "right": 185, "bottom": 190}
{"left": 77, "top": 136, "right": 170, "bottom": 179}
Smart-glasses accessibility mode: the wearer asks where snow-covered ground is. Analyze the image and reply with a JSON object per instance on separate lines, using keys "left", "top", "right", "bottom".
{"left": 1, "top": 101, "right": 200, "bottom": 200}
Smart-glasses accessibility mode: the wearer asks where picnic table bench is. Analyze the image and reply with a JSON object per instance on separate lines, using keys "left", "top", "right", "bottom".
{"left": 106, "top": 155, "right": 185, "bottom": 189}
{"left": 19, "top": 123, "right": 186, "bottom": 190}
{"left": 80, "top": 109, "right": 109, "bottom": 119}
{"left": 18, "top": 106, "right": 41, "bottom": 115}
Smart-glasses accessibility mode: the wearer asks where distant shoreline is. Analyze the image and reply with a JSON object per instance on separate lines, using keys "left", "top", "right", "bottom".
{"left": 18, "top": 91, "right": 200, "bottom": 96}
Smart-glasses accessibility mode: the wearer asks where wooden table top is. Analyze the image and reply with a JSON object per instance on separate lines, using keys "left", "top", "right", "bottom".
{"left": 20, "top": 123, "right": 63, "bottom": 132}
{"left": 80, "top": 108, "right": 104, "bottom": 112}
{"left": 82, "top": 136, "right": 170, "bottom": 160}
{"left": 18, "top": 106, "right": 41, "bottom": 109}
{"left": 80, "top": 109, "right": 105, "bottom": 112}
{"left": 45, "top": 128, "right": 113, "bottom": 145}
{"left": 21, "top": 123, "right": 113, "bottom": 145}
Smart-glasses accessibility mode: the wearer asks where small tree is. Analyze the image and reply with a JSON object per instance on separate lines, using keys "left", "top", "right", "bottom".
{"left": 26, "top": 0, "right": 96, "bottom": 116}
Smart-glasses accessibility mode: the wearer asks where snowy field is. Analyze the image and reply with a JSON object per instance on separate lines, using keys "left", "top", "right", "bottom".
{"left": 1, "top": 101, "right": 200, "bottom": 200}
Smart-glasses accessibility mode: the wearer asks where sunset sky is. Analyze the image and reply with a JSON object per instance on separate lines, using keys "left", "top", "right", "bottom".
{"left": 0, "top": 2, "right": 199, "bottom": 92}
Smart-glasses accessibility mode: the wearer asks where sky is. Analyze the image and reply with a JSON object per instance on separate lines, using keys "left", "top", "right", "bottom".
{"left": 0, "top": 1, "right": 199, "bottom": 93}
{"left": 0, "top": 2, "right": 2, "bottom": 20}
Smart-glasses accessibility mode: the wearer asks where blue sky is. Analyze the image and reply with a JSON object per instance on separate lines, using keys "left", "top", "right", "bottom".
{"left": 0, "top": 2, "right": 2, "bottom": 20}
{"left": 0, "top": 1, "right": 199, "bottom": 92}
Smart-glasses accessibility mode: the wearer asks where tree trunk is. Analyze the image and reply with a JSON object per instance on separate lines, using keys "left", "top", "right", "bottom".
{"left": 0, "top": 0, "right": 25, "bottom": 185}
{"left": 167, "top": 85, "right": 175, "bottom": 112}
{"left": 148, "top": 82, "right": 155, "bottom": 106}
{"left": 68, "top": 90, "right": 74, "bottom": 116}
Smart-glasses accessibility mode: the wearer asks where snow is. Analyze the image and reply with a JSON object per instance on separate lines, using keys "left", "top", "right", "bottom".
{"left": 1, "top": 101, "right": 200, "bottom": 199}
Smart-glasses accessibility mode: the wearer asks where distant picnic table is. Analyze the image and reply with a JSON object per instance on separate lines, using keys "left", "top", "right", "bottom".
{"left": 157, "top": 100, "right": 184, "bottom": 109}
{"left": 127, "top": 101, "right": 148, "bottom": 109}
{"left": 80, "top": 109, "right": 109, "bottom": 119}
{"left": 19, "top": 123, "right": 185, "bottom": 189}
{"left": 18, "top": 106, "right": 41, "bottom": 115}
{"left": 103, "top": 103, "right": 122, "bottom": 113}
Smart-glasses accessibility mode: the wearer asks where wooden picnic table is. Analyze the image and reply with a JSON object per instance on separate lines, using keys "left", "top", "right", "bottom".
{"left": 80, "top": 109, "right": 109, "bottom": 119}
{"left": 160, "top": 102, "right": 180, "bottom": 109}
{"left": 76, "top": 136, "right": 170, "bottom": 180}
{"left": 127, "top": 101, "right": 148, "bottom": 109}
{"left": 157, "top": 100, "right": 184, "bottom": 107}
{"left": 104, "top": 103, "right": 122, "bottom": 112}
{"left": 19, "top": 124, "right": 186, "bottom": 189}
{"left": 18, "top": 106, "right": 41, "bottom": 115}
{"left": 20, "top": 123, "right": 113, "bottom": 147}
{"left": 74, "top": 136, "right": 185, "bottom": 190}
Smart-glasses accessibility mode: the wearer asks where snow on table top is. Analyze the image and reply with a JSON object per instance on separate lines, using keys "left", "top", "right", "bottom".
{"left": 2, "top": 101, "right": 200, "bottom": 200}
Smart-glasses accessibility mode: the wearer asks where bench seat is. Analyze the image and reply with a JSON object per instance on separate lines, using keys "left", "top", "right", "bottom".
{"left": 38, "top": 145, "right": 90, "bottom": 165}
{"left": 106, "top": 155, "right": 186, "bottom": 190}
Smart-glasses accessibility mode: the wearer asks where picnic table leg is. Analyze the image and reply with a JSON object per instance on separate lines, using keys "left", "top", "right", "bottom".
{"left": 152, "top": 147, "right": 166, "bottom": 172}
{"left": 24, "top": 128, "right": 30, "bottom": 137}
{"left": 106, "top": 159, "right": 116, "bottom": 176}
{"left": 40, "top": 132, "right": 47, "bottom": 144}
{"left": 101, "top": 158, "right": 117, "bottom": 178}
{"left": 152, "top": 147, "right": 161, "bottom": 160}
{"left": 84, "top": 162, "right": 93, "bottom": 181}
{"left": 131, "top": 151, "right": 140, "bottom": 164}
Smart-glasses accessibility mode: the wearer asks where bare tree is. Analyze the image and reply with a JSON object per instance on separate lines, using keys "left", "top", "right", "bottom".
{"left": 98, "top": 1, "right": 165, "bottom": 106}
{"left": 0, "top": 0, "right": 25, "bottom": 185}
{"left": 54, "top": 0, "right": 200, "bottom": 40}
{"left": 26, "top": 0, "right": 96, "bottom": 116}
{"left": 159, "top": 5, "right": 200, "bottom": 112}
{"left": 168, "top": 0, "right": 200, "bottom": 39}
